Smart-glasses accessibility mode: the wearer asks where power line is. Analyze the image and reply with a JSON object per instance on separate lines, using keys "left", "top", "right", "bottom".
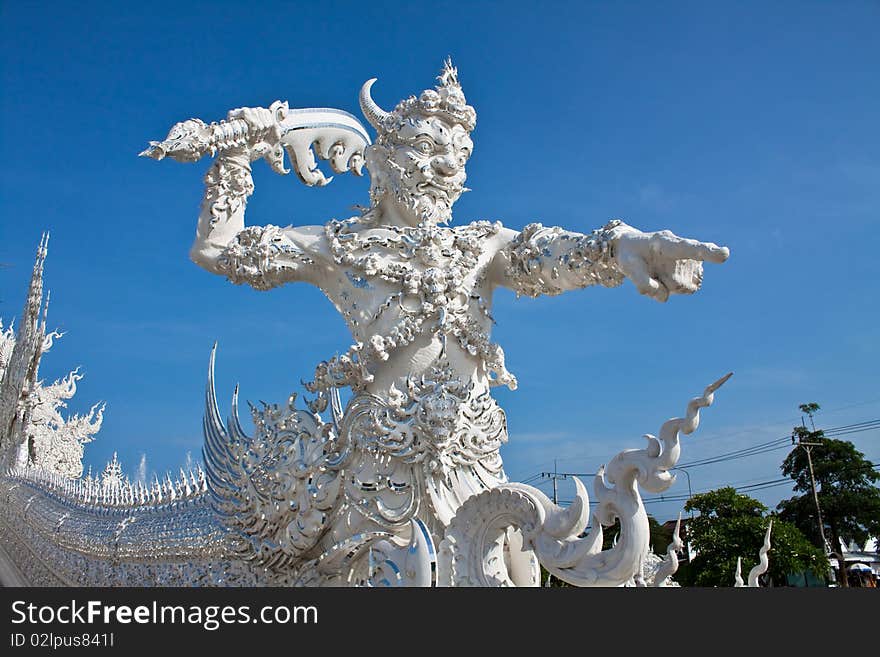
{"left": 825, "top": 424, "right": 880, "bottom": 438}
{"left": 506, "top": 415, "right": 879, "bottom": 483}
{"left": 527, "top": 420, "right": 878, "bottom": 482}
{"left": 545, "top": 464, "right": 880, "bottom": 508}
{"left": 518, "top": 417, "right": 880, "bottom": 509}
{"left": 552, "top": 477, "right": 795, "bottom": 507}
{"left": 667, "top": 420, "right": 879, "bottom": 469}
{"left": 648, "top": 399, "right": 880, "bottom": 445}
{"left": 676, "top": 442, "right": 792, "bottom": 469}
{"left": 823, "top": 419, "right": 880, "bottom": 431}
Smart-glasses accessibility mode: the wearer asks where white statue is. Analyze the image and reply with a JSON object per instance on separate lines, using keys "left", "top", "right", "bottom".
{"left": 0, "top": 61, "right": 731, "bottom": 587}
{"left": 174, "top": 60, "right": 728, "bottom": 585}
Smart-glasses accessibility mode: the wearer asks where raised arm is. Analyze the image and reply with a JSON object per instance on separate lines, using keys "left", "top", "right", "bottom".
{"left": 141, "top": 100, "right": 370, "bottom": 291}
{"left": 190, "top": 107, "right": 325, "bottom": 291}
{"left": 492, "top": 220, "right": 729, "bottom": 302}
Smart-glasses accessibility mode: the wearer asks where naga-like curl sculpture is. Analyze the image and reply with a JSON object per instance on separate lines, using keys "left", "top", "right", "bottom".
{"left": 437, "top": 373, "right": 732, "bottom": 587}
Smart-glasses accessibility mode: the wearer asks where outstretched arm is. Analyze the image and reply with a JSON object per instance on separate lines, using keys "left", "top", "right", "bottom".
{"left": 492, "top": 220, "right": 729, "bottom": 302}
{"left": 190, "top": 107, "right": 326, "bottom": 291}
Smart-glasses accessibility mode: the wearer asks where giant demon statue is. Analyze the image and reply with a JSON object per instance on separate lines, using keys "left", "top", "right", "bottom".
{"left": 148, "top": 60, "right": 730, "bottom": 586}
{"left": 0, "top": 62, "right": 730, "bottom": 588}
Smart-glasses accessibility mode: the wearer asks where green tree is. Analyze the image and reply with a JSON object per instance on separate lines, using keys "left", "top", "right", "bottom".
{"left": 682, "top": 487, "right": 827, "bottom": 587}
{"left": 777, "top": 402, "right": 880, "bottom": 587}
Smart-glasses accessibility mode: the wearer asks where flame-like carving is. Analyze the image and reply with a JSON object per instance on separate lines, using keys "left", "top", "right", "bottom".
{"left": 747, "top": 520, "right": 772, "bottom": 587}
{"left": 652, "top": 513, "right": 683, "bottom": 587}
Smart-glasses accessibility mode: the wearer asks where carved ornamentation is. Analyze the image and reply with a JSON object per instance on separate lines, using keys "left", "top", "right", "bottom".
{"left": 308, "top": 219, "right": 515, "bottom": 392}
{"left": 503, "top": 220, "right": 627, "bottom": 298}
{"left": 216, "top": 224, "right": 315, "bottom": 291}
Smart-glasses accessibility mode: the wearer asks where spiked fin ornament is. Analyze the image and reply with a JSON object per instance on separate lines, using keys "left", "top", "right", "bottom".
{"left": 202, "top": 344, "right": 350, "bottom": 570}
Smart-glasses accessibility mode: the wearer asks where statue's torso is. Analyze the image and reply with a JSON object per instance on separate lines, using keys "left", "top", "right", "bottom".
{"left": 307, "top": 218, "right": 518, "bottom": 396}
{"left": 294, "top": 218, "right": 519, "bottom": 543}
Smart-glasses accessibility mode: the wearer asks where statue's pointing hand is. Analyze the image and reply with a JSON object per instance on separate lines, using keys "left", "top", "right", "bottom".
{"left": 611, "top": 224, "right": 730, "bottom": 302}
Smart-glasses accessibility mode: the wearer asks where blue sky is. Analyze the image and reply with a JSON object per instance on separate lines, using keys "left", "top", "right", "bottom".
{"left": 1, "top": 1, "right": 878, "bottom": 522}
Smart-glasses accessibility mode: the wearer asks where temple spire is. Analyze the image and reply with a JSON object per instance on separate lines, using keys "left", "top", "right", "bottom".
{"left": 0, "top": 233, "right": 49, "bottom": 468}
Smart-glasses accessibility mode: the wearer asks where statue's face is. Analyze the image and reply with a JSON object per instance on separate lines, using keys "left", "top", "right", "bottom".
{"left": 381, "top": 115, "right": 473, "bottom": 225}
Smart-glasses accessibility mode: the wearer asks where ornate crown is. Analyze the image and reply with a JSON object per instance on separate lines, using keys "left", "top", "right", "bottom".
{"left": 359, "top": 59, "right": 476, "bottom": 138}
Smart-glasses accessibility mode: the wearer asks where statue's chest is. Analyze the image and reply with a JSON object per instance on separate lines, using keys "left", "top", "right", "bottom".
{"left": 324, "top": 221, "right": 500, "bottom": 334}
{"left": 306, "top": 220, "right": 515, "bottom": 394}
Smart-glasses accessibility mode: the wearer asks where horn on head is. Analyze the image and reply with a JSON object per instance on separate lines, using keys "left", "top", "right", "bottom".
{"left": 360, "top": 78, "right": 390, "bottom": 131}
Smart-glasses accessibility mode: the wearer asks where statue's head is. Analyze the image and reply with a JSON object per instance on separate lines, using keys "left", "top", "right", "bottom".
{"left": 360, "top": 60, "right": 476, "bottom": 226}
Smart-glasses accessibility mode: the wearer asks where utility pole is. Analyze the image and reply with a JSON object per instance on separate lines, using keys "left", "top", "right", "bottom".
{"left": 793, "top": 405, "right": 831, "bottom": 563}
{"left": 552, "top": 459, "right": 558, "bottom": 505}
{"left": 794, "top": 433, "right": 828, "bottom": 548}
{"left": 541, "top": 463, "right": 588, "bottom": 506}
